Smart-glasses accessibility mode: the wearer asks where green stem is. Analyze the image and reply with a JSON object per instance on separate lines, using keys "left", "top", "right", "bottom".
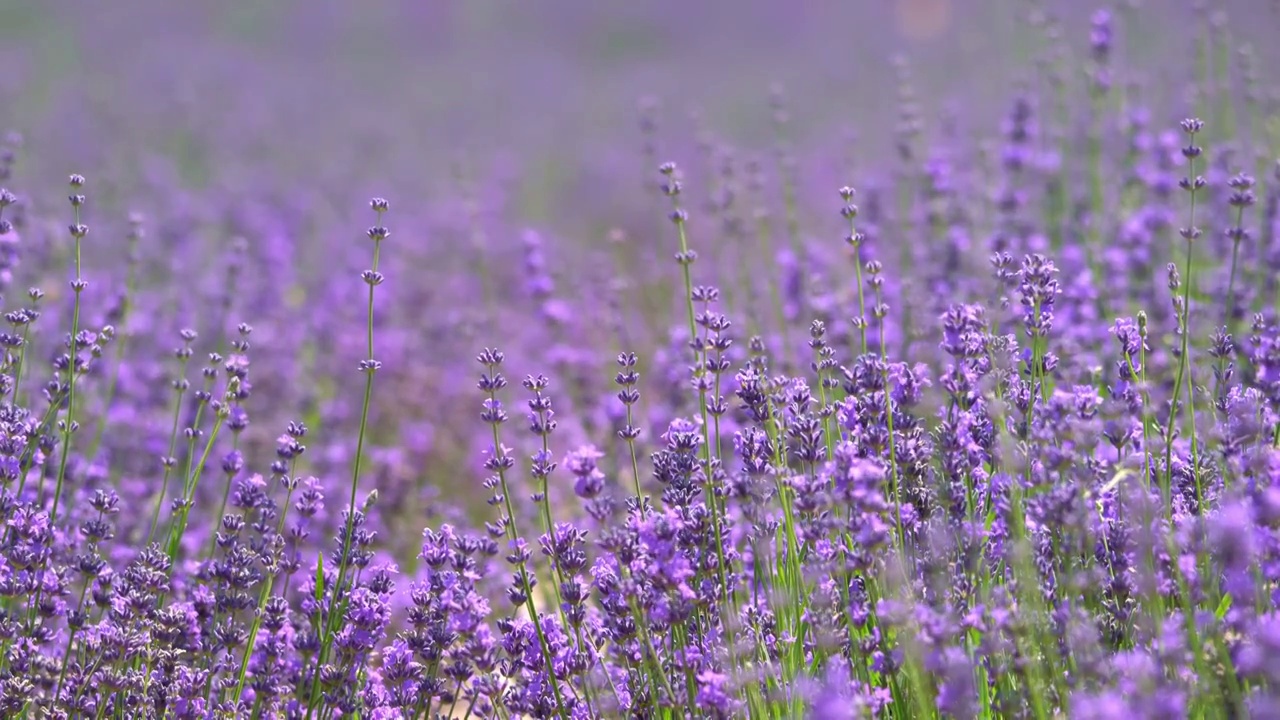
{"left": 48, "top": 204, "right": 85, "bottom": 523}
{"left": 307, "top": 210, "right": 386, "bottom": 718}
{"left": 665, "top": 180, "right": 730, "bottom": 604}
{"left": 1165, "top": 128, "right": 1203, "bottom": 512}
{"left": 146, "top": 342, "right": 193, "bottom": 544}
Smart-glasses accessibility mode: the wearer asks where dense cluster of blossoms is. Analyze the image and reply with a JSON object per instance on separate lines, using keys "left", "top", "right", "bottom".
{"left": 0, "top": 7, "right": 1279, "bottom": 720}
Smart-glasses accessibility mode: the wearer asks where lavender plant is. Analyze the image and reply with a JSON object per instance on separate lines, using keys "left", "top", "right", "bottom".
{"left": 3, "top": 3, "right": 1280, "bottom": 719}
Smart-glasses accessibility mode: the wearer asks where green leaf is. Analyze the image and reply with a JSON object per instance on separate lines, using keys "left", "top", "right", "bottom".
{"left": 315, "top": 553, "right": 326, "bottom": 608}
{"left": 1215, "top": 593, "right": 1233, "bottom": 621}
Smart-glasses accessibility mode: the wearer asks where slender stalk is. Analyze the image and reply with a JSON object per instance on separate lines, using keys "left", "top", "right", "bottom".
{"left": 531, "top": 388, "right": 566, "bottom": 604}
{"left": 1134, "top": 312, "right": 1153, "bottom": 492}
{"left": 1164, "top": 120, "right": 1205, "bottom": 510}
{"left": 48, "top": 176, "right": 89, "bottom": 523}
{"left": 146, "top": 331, "right": 196, "bottom": 544}
{"left": 616, "top": 353, "right": 647, "bottom": 520}
{"left": 659, "top": 162, "right": 729, "bottom": 600}
{"left": 871, "top": 273, "right": 902, "bottom": 535}
{"left": 306, "top": 200, "right": 391, "bottom": 718}
{"left": 203, "top": 329, "right": 252, "bottom": 563}
{"left": 18, "top": 180, "right": 93, "bottom": 643}
{"left": 841, "top": 187, "right": 869, "bottom": 358}
{"left": 8, "top": 288, "right": 41, "bottom": 410}
{"left": 1221, "top": 173, "right": 1256, "bottom": 348}
{"left": 524, "top": 375, "right": 587, "bottom": 687}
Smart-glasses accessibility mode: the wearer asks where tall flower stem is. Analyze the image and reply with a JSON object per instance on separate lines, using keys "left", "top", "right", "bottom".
{"left": 48, "top": 175, "right": 89, "bottom": 524}
{"left": 306, "top": 199, "right": 390, "bottom": 718}
{"left": 660, "top": 162, "right": 729, "bottom": 602}
{"left": 1222, "top": 173, "right": 1256, "bottom": 347}
{"left": 1165, "top": 119, "right": 1205, "bottom": 510}
{"left": 615, "top": 352, "right": 647, "bottom": 520}
{"left": 841, "top": 187, "right": 869, "bottom": 360}
{"left": 145, "top": 330, "right": 196, "bottom": 544}
{"left": 8, "top": 286, "right": 42, "bottom": 411}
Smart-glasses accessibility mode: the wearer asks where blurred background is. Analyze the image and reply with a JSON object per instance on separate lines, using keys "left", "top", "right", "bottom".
{"left": 1, "top": 0, "right": 1277, "bottom": 224}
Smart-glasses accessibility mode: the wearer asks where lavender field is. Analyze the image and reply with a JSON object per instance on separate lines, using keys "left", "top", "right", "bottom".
{"left": 3, "top": 0, "right": 1280, "bottom": 717}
